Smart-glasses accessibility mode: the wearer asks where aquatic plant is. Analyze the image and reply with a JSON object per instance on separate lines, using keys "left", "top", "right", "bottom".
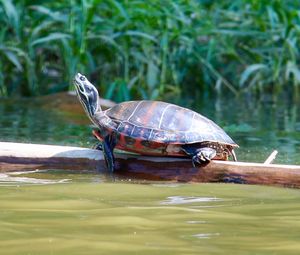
{"left": 0, "top": 0, "right": 300, "bottom": 101}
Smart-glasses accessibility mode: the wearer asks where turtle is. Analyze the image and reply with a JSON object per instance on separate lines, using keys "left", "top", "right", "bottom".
{"left": 74, "top": 73, "right": 238, "bottom": 172}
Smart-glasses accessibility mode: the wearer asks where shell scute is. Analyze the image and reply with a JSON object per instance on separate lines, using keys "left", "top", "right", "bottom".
{"left": 132, "top": 126, "right": 152, "bottom": 140}
{"left": 102, "top": 100, "right": 237, "bottom": 146}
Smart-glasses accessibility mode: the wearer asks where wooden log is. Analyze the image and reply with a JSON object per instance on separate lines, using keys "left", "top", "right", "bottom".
{"left": 0, "top": 142, "right": 104, "bottom": 172}
{"left": 1, "top": 142, "right": 300, "bottom": 188}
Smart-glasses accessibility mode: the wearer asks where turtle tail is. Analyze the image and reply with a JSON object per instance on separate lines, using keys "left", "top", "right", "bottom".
{"left": 231, "top": 150, "right": 237, "bottom": 161}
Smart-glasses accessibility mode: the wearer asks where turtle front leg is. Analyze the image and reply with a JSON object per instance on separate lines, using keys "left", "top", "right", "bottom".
{"left": 192, "top": 147, "right": 216, "bottom": 167}
{"left": 92, "top": 129, "right": 103, "bottom": 150}
{"left": 93, "top": 143, "right": 102, "bottom": 150}
{"left": 103, "top": 134, "right": 116, "bottom": 172}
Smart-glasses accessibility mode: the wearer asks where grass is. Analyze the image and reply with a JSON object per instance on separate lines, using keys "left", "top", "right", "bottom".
{"left": 0, "top": 0, "right": 300, "bottom": 101}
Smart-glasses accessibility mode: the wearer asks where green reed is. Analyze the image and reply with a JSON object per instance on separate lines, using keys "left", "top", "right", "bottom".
{"left": 0, "top": 0, "right": 300, "bottom": 101}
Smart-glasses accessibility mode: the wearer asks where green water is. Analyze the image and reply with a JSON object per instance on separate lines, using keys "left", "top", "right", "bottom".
{"left": 0, "top": 96, "right": 300, "bottom": 254}
{"left": 0, "top": 181, "right": 300, "bottom": 254}
{"left": 0, "top": 181, "right": 300, "bottom": 255}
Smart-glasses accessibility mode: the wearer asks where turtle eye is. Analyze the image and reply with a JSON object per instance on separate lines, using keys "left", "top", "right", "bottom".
{"left": 80, "top": 76, "right": 86, "bottom": 81}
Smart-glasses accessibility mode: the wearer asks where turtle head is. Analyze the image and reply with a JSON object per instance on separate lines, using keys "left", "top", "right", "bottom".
{"left": 73, "top": 73, "right": 101, "bottom": 118}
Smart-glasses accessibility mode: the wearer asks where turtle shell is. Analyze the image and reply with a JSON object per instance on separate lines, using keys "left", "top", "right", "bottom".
{"left": 99, "top": 100, "right": 237, "bottom": 146}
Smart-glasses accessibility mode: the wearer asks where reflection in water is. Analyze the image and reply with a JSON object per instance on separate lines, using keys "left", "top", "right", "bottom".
{"left": 161, "top": 196, "right": 221, "bottom": 205}
{"left": 210, "top": 96, "right": 300, "bottom": 164}
{"left": 0, "top": 171, "right": 70, "bottom": 185}
{"left": 0, "top": 98, "right": 93, "bottom": 147}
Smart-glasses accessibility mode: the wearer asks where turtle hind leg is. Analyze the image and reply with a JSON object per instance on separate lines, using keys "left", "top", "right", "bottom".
{"left": 103, "top": 134, "right": 116, "bottom": 172}
{"left": 192, "top": 147, "right": 216, "bottom": 167}
{"left": 182, "top": 145, "right": 216, "bottom": 167}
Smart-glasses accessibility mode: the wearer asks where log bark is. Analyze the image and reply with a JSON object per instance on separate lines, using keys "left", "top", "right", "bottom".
{"left": 1, "top": 142, "right": 300, "bottom": 188}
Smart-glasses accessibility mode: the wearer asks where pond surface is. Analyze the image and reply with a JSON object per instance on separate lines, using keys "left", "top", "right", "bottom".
{"left": 0, "top": 94, "right": 300, "bottom": 254}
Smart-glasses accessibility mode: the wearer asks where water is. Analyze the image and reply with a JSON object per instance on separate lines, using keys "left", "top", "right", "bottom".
{"left": 0, "top": 94, "right": 300, "bottom": 254}
{"left": 1, "top": 181, "right": 300, "bottom": 254}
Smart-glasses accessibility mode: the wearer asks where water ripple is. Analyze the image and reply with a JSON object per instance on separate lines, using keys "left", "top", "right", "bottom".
{"left": 193, "top": 233, "right": 220, "bottom": 239}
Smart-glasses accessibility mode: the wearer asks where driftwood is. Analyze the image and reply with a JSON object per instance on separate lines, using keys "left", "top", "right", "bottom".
{"left": 1, "top": 142, "right": 300, "bottom": 188}
{"left": 264, "top": 150, "right": 278, "bottom": 164}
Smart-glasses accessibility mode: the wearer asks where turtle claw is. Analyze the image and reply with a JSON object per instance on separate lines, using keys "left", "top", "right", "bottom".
{"left": 192, "top": 154, "right": 210, "bottom": 167}
{"left": 93, "top": 143, "right": 103, "bottom": 150}
{"left": 192, "top": 147, "right": 216, "bottom": 167}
